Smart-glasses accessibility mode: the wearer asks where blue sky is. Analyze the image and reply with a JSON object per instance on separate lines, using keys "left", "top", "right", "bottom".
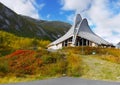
{"left": 0, "top": 0, "right": 120, "bottom": 44}
{"left": 35, "top": 0, "right": 74, "bottom": 23}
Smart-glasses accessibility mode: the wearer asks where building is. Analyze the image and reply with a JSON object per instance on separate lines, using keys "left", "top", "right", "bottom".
{"left": 48, "top": 14, "right": 113, "bottom": 50}
{"left": 116, "top": 42, "right": 120, "bottom": 48}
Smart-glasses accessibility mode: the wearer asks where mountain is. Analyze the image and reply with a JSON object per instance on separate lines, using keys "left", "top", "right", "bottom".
{"left": 0, "top": 2, "right": 71, "bottom": 41}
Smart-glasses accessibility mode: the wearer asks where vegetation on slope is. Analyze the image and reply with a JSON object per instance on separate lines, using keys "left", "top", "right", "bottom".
{"left": 63, "top": 47, "right": 120, "bottom": 64}
{"left": 0, "top": 35, "right": 120, "bottom": 84}
{"left": 62, "top": 47, "right": 120, "bottom": 81}
{"left": 0, "top": 31, "right": 50, "bottom": 56}
{"left": 0, "top": 49, "right": 82, "bottom": 84}
{"left": 0, "top": 32, "right": 82, "bottom": 83}
{"left": 40, "top": 21, "right": 71, "bottom": 40}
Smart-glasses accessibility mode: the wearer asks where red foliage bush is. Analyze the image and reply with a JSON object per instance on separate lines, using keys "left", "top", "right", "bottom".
{"left": 6, "top": 50, "right": 35, "bottom": 58}
{"left": 5, "top": 50, "right": 43, "bottom": 76}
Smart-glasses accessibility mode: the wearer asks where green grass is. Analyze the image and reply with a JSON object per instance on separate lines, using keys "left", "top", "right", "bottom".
{"left": 81, "top": 55, "right": 120, "bottom": 81}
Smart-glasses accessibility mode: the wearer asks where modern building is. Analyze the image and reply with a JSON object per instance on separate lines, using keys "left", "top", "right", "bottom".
{"left": 48, "top": 14, "right": 113, "bottom": 50}
{"left": 116, "top": 42, "right": 120, "bottom": 48}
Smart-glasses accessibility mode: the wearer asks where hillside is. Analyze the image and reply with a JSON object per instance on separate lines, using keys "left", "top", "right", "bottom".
{"left": 1, "top": 47, "right": 120, "bottom": 83}
{"left": 0, "top": 31, "right": 50, "bottom": 56}
{"left": 0, "top": 2, "right": 71, "bottom": 41}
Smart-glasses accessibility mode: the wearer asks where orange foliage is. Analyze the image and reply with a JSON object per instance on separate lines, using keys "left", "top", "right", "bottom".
{"left": 6, "top": 50, "right": 35, "bottom": 58}
{"left": 5, "top": 50, "right": 43, "bottom": 75}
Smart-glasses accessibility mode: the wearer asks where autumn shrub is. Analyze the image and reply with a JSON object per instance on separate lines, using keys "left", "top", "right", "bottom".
{"left": 41, "top": 55, "right": 56, "bottom": 64}
{"left": 80, "top": 47, "right": 120, "bottom": 64}
{"left": 63, "top": 47, "right": 82, "bottom": 54}
{"left": 0, "top": 58, "right": 9, "bottom": 77}
{"left": 0, "top": 31, "right": 50, "bottom": 50}
{"left": 63, "top": 46, "right": 113, "bottom": 55}
{"left": 4, "top": 50, "right": 43, "bottom": 77}
{"left": 66, "top": 53, "right": 82, "bottom": 77}
{"left": 63, "top": 47, "right": 92, "bottom": 55}
{"left": 38, "top": 40, "right": 50, "bottom": 48}
{"left": 1, "top": 49, "right": 67, "bottom": 77}
{"left": 39, "top": 51, "right": 83, "bottom": 77}
{"left": 40, "top": 61, "right": 66, "bottom": 76}
{"left": 67, "top": 47, "right": 120, "bottom": 63}
{"left": 99, "top": 48, "right": 120, "bottom": 64}
{"left": 41, "top": 52, "right": 64, "bottom": 64}
{"left": 65, "top": 46, "right": 120, "bottom": 64}
{"left": 0, "top": 47, "right": 84, "bottom": 78}
{"left": 35, "top": 49, "right": 49, "bottom": 57}
{"left": 0, "top": 45, "right": 14, "bottom": 57}
{"left": 39, "top": 52, "right": 66, "bottom": 76}
{"left": 105, "top": 48, "right": 120, "bottom": 57}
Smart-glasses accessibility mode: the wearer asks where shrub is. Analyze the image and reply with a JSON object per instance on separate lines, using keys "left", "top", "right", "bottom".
{"left": 66, "top": 54, "right": 82, "bottom": 77}
{"left": 41, "top": 55, "right": 56, "bottom": 64}
{"left": 40, "top": 61, "right": 66, "bottom": 76}
{"left": 0, "top": 58, "right": 9, "bottom": 77}
{"left": 0, "top": 31, "right": 50, "bottom": 50}
{"left": 5, "top": 50, "right": 43, "bottom": 76}
{"left": 39, "top": 52, "right": 66, "bottom": 76}
{"left": 95, "top": 48, "right": 120, "bottom": 64}
{"left": 0, "top": 48, "right": 83, "bottom": 78}
{"left": 63, "top": 46, "right": 110, "bottom": 55}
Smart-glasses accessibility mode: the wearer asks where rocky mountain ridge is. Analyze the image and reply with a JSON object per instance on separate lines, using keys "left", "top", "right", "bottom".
{"left": 0, "top": 2, "right": 71, "bottom": 41}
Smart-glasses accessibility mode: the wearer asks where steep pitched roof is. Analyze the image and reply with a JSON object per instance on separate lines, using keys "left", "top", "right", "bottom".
{"left": 78, "top": 19, "right": 110, "bottom": 45}
{"left": 49, "top": 14, "right": 112, "bottom": 46}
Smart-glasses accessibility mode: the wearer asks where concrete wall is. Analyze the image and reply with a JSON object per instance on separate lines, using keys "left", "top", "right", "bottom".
{"left": 92, "top": 43, "right": 98, "bottom": 47}
{"left": 48, "top": 43, "right": 62, "bottom": 50}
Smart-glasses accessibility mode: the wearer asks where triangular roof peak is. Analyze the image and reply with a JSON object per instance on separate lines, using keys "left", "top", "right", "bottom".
{"left": 74, "top": 14, "right": 82, "bottom": 28}
{"left": 78, "top": 18, "right": 94, "bottom": 34}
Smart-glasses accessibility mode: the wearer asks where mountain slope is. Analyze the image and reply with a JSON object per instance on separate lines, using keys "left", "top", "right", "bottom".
{"left": 0, "top": 2, "right": 71, "bottom": 41}
{"left": 23, "top": 16, "right": 71, "bottom": 40}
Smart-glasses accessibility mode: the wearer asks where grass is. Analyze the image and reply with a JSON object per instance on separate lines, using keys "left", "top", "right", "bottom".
{"left": 81, "top": 55, "right": 120, "bottom": 81}
{"left": 1, "top": 54, "right": 119, "bottom": 84}
{"left": 66, "top": 54, "right": 82, "bottom": 77}
{"left": 1, "top": 47, "right": 120, "bottom": 84}
{"left": 0, "top": 74, "right": 59, "bottom": 84}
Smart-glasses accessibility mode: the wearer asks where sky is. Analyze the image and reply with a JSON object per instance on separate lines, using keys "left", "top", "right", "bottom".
{"left": 0, "top": 0, "right": 120, "bottom": 44}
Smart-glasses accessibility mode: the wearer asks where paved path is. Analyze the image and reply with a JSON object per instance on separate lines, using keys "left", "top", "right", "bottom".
{"left": 1, "top": 77, "right": 120, "bottom": 85}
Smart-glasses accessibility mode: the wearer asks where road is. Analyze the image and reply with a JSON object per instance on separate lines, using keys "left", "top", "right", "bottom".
{"left": 1, "top": 77, "right": 120, "bottom": 85}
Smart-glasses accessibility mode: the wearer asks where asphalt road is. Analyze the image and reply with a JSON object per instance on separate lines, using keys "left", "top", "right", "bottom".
{"left": 1, "top": 77, "right": 120, "bottom": 85}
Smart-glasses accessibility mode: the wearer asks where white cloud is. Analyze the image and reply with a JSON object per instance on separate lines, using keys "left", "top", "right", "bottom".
{"left": 61, "top": 0, "right": 120, "bottom": 44}
{"left": 61, "top": 0, "right": 92, "bottom": 12}
{"left": 0, "top": 0, "right": 45, "bottom": 19}
{"left": 47, "top": 14, "right": 50, "bottom": 19}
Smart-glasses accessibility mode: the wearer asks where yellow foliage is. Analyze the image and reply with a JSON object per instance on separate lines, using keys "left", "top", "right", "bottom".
{"left": 66, "top": 54, "right": 82, "bottom": 76}
{"left": 0, "top": 31, "right": 50, "bottom": 49}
